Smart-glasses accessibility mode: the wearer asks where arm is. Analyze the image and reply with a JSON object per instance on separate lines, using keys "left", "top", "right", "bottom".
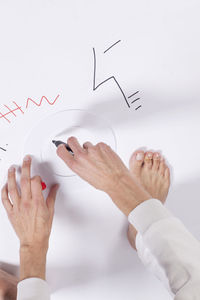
{"left": 57, "top": 137, "right": 200, "bottom": 299}
{"left": 1, "top": 156, "right": 59, "bottom": 300}
{"left": 128, "top": 199, "right": 200, "bottom": 299}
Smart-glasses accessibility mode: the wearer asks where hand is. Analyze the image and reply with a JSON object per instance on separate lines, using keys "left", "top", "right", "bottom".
{"left": 57, "top": 137, "right": 129, "bottom": 193}
{"left": 1, "top": 155, "right": 59, "bottom": 250}
{"left": 57, "top": 137, "right": 150, "bottom": 216}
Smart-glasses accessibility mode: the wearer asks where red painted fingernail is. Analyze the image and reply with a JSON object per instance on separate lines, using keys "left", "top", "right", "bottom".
{"left": 41, "top": 181, "right": 47, "bottom": 190}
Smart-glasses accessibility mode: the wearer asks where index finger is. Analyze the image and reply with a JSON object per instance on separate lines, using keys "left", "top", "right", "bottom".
{"left": 56, "top": 144, "right": 74, "bottom": 168}
{"left": 20, "top": 155, "right": 32, "bottom": 199}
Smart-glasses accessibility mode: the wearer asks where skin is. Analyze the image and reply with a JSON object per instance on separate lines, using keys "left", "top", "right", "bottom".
{"left": 127, "top": 150, "right": 170, "bottom": 249}
{"left": 0, "top": 137, "right": 170, "bottom": 299}
{"left": 0, "top": 155, "right": 59, "bottom": 299}
{"left": 56, "top": 138, "right": 152, "bottom": 216}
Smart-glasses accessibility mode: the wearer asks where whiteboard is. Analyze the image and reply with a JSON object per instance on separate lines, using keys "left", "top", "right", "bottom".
{"left": 0, "top": 1, "right": 200, "bottom": 299}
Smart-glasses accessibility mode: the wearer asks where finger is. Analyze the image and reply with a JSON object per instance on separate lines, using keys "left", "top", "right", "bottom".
{"left": 57, "top": 144, "right": 74, "bottom": 168}
{"left": 83, "top": 141, "right": 93, "bottom": 150}
{"left": 7, "top": 166, "right": 20, "bottom": 204}
{"left": 31, "top": 176, "right": 43, "bottom": 200}
{"left": 1, "top": 184, "right": 13, "bottom": 213}
{"left": 67, "top": 136, "right": 85, "bottom": 155}
{"left": 20, "top": 155, "right": 32, "bottom": 199}
{"left": 46, "top": 184, "right": 59, "bottom": 213}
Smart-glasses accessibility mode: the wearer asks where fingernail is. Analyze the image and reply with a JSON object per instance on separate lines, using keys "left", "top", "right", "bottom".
{"left": 8, "top": 166, "right": 15, "bottom": 173}
{"left": 155, "top": 153, "right": 160, "bottom": 159}
{"left": 136, "top": 153, "right": 144, "bottom": 161}
{"left": 24, "top": 155, "right": 31, "bottom": 162}
{"left": 147, "top": 153, "right": 153, "bottom": 158}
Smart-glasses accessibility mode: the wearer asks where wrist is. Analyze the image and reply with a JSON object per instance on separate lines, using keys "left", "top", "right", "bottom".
{"left": 19, "top": 244, "right": 48, "bottom": 281}
{"left": 20, "top": 242, "right": 49, "bottom": 255}
{"left": 107, "top": 172, "right": 150, "bottom": 216}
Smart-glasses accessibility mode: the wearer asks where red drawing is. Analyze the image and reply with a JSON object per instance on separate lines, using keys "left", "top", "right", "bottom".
{"left": 0, "top": 94, "right": 60, "bottom": 124}
{"left": 0, "top": 102, "right": 24, "bottom": 123}
{"left": 26, "top": 95, "right": 60, "bottom": 109}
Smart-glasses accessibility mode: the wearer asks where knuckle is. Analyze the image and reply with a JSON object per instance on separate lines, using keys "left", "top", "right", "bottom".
{"left": 67, "top": 158, "right": 76, "bottom": 168}
{"left": 32, "top": 175, "right": 41, "bottom": 183}
{"left": 23, "top": 160, "right": 30, "bottom": 166}
{"left": 76, "top": 151, "right": 85, "bottom": 160}
{"left": 22, "top": 201, "right": 31, "bottom": 210}
{"left": 34, "top": 197, "right": 42, "bottom": 205}
{"left": 8, "top": 171, "right": 13, "bottom": 178}
{"left": 97, "top": 142, "right": 107, "bottom": 149}
{"left": 88, "top": 146, "right": 96, "bottom": 153}
{"left": 20, "top": 177, "right": 29, "bottom": 186}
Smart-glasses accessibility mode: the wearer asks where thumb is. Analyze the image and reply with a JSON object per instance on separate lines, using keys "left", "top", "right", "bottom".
{"left": 46, "top": 184, "right": 59, "bottom": 213}
{"left": 56, "top": 144, "right": 74, "bottom": 167}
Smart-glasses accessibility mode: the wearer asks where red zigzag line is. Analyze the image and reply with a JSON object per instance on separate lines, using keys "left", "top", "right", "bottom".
{"left": 26, "top": 94, "right": 60, "bottom": 109}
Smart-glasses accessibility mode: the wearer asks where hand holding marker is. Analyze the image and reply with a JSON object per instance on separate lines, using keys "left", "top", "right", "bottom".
{"left": 52, "top": 140, "right": 74, "bottom": 155}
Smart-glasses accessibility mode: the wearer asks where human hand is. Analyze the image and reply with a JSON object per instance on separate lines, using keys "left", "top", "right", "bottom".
{"left": 1, "top": 155, "right": 59, "bottom": 250}
{"left": 57, "top": 137, "right": 150, "bottom": 216}
{"left": 57, "top": 137, "right": 129, "bottom": 194}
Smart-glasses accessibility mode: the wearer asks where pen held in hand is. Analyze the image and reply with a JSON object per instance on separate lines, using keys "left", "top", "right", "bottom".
{"left": 52, "top": 140, "right": 74, "bottom": 155}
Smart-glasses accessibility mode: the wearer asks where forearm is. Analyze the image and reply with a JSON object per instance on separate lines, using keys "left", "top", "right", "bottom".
{"left": 19, "top": 244, "right": 48, "bottom": 281}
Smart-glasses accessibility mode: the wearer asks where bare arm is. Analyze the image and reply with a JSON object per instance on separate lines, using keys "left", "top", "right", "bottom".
{"left": 57, "top": 137, "right": 200, "bottom": 299}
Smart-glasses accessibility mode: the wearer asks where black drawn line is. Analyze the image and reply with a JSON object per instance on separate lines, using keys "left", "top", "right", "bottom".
{"left": 93, "top": 47, "right": 130, "bottom": 108}
{"left": 0, "top": 147, "right": 6, "bottom": 151}
{"left": 104, "top": 40, "right": 121, "bottom": 54}
{"left": 131, "top": 97, "right": 140, "bottom": 104}
{"left": 128, "top": 91, "right": 139, "bottom": 98}
{"left": 135, "top": 105, "right": 142, "bottom": 110}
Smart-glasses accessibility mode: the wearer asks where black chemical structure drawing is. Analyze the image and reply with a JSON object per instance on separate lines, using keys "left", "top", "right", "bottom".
{"left": 92, "top": 40, "right": 142, "bottom": 110}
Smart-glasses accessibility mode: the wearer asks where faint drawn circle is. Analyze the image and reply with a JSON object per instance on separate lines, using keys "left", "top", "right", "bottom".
{"left": 24, "top": 109, "right": 117, "bottom": 177}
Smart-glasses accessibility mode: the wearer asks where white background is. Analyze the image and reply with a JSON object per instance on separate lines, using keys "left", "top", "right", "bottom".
{"left": 0, "top": 1, "right": 200, "bottom": 299}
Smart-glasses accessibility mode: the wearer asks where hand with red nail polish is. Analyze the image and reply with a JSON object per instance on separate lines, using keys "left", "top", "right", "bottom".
{"left": 1, "top": 155, "right": 59, "bottom": 281}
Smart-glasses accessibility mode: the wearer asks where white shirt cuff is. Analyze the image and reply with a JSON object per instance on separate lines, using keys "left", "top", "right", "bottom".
{"left": 128, "top": 198, "right": 172, "bottom": 234}
{"left": 17, "top": 278, "right": 50, "bottom": 300}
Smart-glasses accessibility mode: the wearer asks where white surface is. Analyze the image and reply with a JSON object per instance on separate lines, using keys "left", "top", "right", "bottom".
{"left": 0, "top": 1, "right": 200, "bottom": 299}
{"left": 24, "top": 109, "right": 116, "bottom": 178}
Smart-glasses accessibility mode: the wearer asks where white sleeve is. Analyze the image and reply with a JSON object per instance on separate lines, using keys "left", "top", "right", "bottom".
{"left": 17, "top": 278, "right": 50, "bottom": 300}
{"left": 128, "top": 199, "right": 200, "bottom": 299}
